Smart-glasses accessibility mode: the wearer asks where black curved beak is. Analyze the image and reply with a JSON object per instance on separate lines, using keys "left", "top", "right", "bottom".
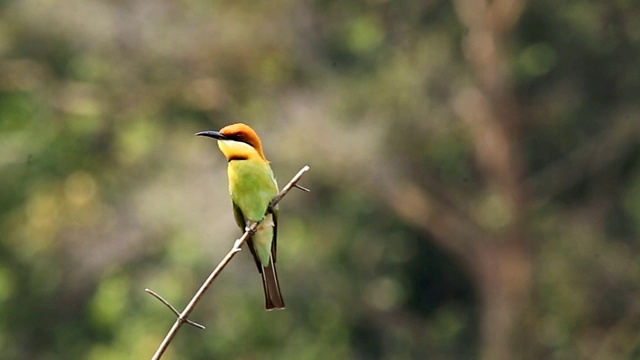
{"left": 195, "top": 130, "right": 227, "bottom": 140}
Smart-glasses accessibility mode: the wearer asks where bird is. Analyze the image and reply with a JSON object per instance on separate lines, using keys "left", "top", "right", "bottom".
{"left": 196, "top": 123, "right": 285, "bottom": 310}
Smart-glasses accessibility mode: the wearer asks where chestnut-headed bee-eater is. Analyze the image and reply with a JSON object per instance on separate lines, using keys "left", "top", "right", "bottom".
{"left": 196, "top": 123, "right": 285, "bottom": 310}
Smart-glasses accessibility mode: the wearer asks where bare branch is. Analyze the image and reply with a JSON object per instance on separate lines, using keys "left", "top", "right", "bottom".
{"left": 148, "top": 165, "right": 310, "bottom": 360}
{"left": 365, "top": 161, "right": 485, "bottom": 264}
{"left": 524, "top": 119, "right": 640, "bottom": 202}
{"left": 294, "top": 184, "right": 311, "bottom": 192}
{"left": 270, "top": 165, "right": 310, "bottom": 206}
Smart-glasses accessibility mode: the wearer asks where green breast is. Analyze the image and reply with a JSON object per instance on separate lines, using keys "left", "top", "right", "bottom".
{"left": 228, "top": 160, "right": 279, "bottom": 223}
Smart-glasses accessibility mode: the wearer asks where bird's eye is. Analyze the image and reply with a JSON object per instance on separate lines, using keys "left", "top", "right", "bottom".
{"left": 228, "top": 132, "right": 253, "bottom": 147}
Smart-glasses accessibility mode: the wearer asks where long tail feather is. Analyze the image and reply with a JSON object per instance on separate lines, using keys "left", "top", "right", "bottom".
{"left": 261, "top": 258, "right": 285, "bottom": 310}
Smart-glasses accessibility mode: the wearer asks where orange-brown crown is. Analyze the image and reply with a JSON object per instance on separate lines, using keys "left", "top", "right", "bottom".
{"left": 219, "top": 123, "right": 267, "bottom": 160}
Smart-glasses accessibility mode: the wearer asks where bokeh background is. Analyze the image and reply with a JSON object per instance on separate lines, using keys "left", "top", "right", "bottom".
{"left": 1, "top": 0, "right": 640, "bottom": 359}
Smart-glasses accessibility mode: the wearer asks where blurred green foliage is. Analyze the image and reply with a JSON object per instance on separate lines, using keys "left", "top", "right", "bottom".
{"left": 1, "top": 0, "right": 639, "bottom": 359}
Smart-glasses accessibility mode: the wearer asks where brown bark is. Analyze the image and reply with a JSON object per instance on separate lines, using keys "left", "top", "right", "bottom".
{"left": 453, "top": 0, "right": 531, "bottom": 358}
{"left": 363, "top": 1, "right": 533, "bottom": 357}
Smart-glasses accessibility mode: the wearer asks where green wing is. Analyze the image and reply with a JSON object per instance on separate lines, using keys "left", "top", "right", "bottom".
{"left": 233, "top": 202, "right": 260, "bottom": 272}
{"left": 272, "top": 207, "right": 278, "bottom": 263}
{"left": 232, "top": 201, "right": 246, "bottom": 230}
{"left": 232, "top": 201, "right": 278, "bottom": 270}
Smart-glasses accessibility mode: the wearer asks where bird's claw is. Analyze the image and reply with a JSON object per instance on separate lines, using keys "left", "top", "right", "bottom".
{"left": 245, "top": 224, "right": 257, "bottom": 235}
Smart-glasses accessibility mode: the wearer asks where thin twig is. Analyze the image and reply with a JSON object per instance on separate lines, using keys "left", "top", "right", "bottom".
{"left": 294, "top": 184, "right": 310, "bottom": 192}
{"left": 145, "top": 289, "right": 206, "bottom": 330}
{"left": 149, "top": 165, "right": 310, "bottom": 360}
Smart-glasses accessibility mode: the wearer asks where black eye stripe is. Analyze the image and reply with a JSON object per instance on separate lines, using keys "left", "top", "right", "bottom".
{"left": 227, "top": 133, "right": 254, "bottom": 147}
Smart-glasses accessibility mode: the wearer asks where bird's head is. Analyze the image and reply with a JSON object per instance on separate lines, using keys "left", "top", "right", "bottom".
{"left": 196, "top": 123, "right": 267, "bottom": 161}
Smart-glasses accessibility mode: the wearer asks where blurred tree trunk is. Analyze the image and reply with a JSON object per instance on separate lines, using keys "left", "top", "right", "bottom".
{"left": 376, "top": 1, "right": 533, "bottom": 358}
{"left": 453, "top": 1, "right": 531, "bottom": 359}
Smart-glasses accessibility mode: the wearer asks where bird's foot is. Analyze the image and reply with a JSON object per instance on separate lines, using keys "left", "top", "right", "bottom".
{"left": 245, "top": 222, "right": 257, "bottom": 235}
